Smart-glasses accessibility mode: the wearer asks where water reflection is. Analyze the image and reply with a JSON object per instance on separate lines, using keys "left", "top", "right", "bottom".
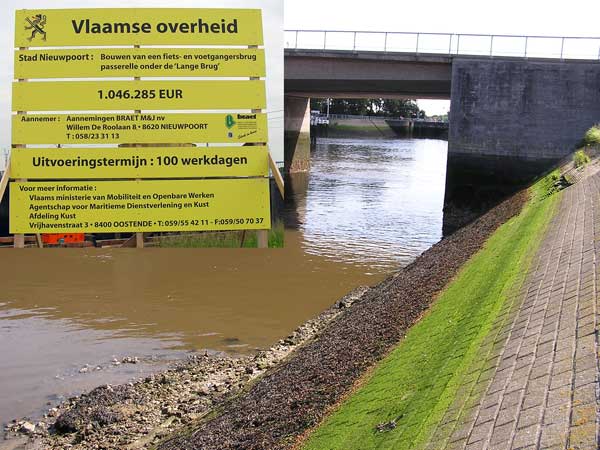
{"left": 286, "top": 138, "right": 448, "bottom": 269}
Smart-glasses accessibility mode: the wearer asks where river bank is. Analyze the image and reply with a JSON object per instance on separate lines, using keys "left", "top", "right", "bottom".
{"left": 2, "top": 287, "right": 370, "bottom": 450}
{"left": 155, "top": 183, "right": 528, "bottom": 450}
{"left": 2, "top": 136, "right": 450, "bottom": 449}
{"left": 0, "top": 137, "right": 446, "bottom": 434}
{"left": 154, "top": 154, "right": 592, "bottom": 450}
{"left": 3, "top": 171, "right": 524, "bottom": 450}
{"left": 3, "top": 163, "right": 529, "bottom": 450}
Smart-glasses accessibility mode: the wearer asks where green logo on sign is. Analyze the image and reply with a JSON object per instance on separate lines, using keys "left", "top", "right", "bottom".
{"left": 225, "top": 114, "right": 236, "bottom": 129}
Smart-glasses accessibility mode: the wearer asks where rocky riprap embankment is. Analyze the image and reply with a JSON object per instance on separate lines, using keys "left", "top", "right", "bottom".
{"left": 3, "top": 286, "right": 369, "bottom": 450}
{"left": 4, "top": 184, "right": 527, "bottom": 450}
{"left": 157, "top": 190, "right": 527, "bottom": 450}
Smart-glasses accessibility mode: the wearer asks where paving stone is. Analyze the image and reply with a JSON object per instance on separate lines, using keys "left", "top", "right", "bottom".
{"left": 567, "top": 422, "right": 597, "bottom": 449}
{"left": 511, "top": 424, "right": 538, "bottom": 449}
{"left": 539, "top": 422, "right": 568, "bottom": 448}
{"left": 425, "top": 172, "right": 600, "bottom": 449}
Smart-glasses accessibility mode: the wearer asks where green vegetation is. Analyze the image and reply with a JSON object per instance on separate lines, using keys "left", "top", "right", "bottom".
{"left": 155, "top": 221, "right": 284, "bottom": 248}
{"left": 581, "top": 125, "right": 600, "bottom": 146}
{"left": 310, "top": 98, "right": 424, "bottom": 118}
{"left": 574, "top": 149, "right": 591, "bottom": 168}
{"left": 537, "top": 169, "right": 564, "bottom": 198}
{"left": 302, "top": 172, "right": 562, "bottom": 450}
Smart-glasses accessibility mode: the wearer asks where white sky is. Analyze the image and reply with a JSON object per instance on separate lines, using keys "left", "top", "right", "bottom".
{"left": 285, "top": 0, "right": 600, "bottom": 116}
{"left": 0, "top": 0, "right": 282, "bottom": 171}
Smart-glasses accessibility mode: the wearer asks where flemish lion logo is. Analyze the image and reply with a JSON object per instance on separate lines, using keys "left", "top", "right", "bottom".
{"left": 25, "top": 14, "right": 47, "bottom": 42}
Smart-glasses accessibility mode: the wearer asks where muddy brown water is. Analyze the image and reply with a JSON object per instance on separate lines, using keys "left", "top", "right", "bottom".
{"left": 0, "top": 137, "right": 447, "bottom": 428}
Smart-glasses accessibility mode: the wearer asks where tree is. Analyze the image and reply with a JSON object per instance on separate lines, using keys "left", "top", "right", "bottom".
{"left": 379, "top": 99, "right": 420, "bottom": 118}
{"left": 309, "top": 98, "right": 424, "bottom": 117}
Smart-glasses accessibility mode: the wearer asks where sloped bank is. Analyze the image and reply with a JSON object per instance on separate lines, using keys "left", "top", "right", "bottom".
{"left": 300, "top": 168, "right": 566, "bottom": 450}
{"left": 155, "top": 192, "right": 528, "bottom": 449}
{"left": 4, "top": 178, "right": 526, "bottom": 450}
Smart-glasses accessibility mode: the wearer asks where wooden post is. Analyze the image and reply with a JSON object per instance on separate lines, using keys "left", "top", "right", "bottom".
{"left": 269, "top": 153, "right": 284, "bottom": 199}
{"left": 257, "top": 229, "right": 268, "bottom": 248}
{"left": 135, "top": 230, "right": 144, "bottom": 248}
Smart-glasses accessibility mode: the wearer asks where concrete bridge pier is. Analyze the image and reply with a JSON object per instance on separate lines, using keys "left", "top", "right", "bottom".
{"left": 443, "top": 57, "right": 600, "bottom": 235}
{"left": 284, "top": 95, "right": 311, "bottom": 173}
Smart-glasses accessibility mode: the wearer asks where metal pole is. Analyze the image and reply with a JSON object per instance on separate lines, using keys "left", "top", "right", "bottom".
{"left": 415, "top": 33, "right": 420, "bottom": 54}
{"left": 384, "top": 32, "right": 388, "bottom": 52}
{"left": 295, "top": 30, "right": 298, "bottom": 49}
{"left": 353, "top": 32, "right": 356, "bottom": 51}
{"left": 323, "top": 31, "right": 327, "bottom": 50}
{"left": 560, "top": 37, "right": 565, "bottom": 60}
{"left": 327, "top": 98, "right": 330, "bottom": 118}
{"left": 448, "top": 34, "right": 452, "bottom": 55}
{"left": 524, "top": 36, "right": 528, "bottom": 57}
{"left": 457, "top": 34, "right": 461, "bottom": 54}
{"left": 490, "top": 35, "right": 494, "bottom": 57}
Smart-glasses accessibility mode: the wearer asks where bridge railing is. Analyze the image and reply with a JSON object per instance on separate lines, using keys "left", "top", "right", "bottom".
{"left": 285, "top": 30, "right": 600, "bottom": 60}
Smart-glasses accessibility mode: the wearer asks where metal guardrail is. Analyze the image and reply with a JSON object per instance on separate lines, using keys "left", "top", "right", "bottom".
{"left": 285, "top": 30, "right": 600, "bottom": 60}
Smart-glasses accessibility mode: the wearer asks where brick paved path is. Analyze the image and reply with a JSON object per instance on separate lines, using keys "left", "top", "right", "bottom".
{"left": 425, "top": 171, "right": 600, "bottom": 450}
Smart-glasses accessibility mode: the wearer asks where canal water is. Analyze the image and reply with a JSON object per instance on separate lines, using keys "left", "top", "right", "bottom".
{"left": 0, "top": 137, "right": 447, "bottom": 428}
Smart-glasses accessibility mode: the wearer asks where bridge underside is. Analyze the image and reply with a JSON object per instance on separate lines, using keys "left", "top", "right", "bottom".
{"left": 285, "top": 50, "right": 452, "bottom": 99}
{"left": 284, "top": 50, "right": 452, "bottom": 173}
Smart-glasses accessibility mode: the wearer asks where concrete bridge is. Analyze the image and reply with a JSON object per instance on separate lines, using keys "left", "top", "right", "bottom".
{"left": 284, "top": 31, "right": 600, "bottom": 231}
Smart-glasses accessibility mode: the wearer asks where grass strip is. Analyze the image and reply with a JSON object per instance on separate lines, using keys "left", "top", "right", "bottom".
{"left": 302, "top": 172, "right": 561, "bottom": 450}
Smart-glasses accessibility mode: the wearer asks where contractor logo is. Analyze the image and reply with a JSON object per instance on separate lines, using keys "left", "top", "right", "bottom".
{"left": 25, "top": 14, "right": 47, "bottom": 42}
{"left": 225, "top": 114, "right": 236, "bottom": 129}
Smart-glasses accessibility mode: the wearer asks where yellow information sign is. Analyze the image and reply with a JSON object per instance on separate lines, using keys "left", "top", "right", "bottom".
{"left": 12, "top": 113, "right": 267, "bottom": 145}
{"left": 15, "top": 9, "right": 263, "bottom": 47}
{"left": 14, "top": 48, "right": 266, "bottom": 79}
{"left": 11, "top": 146, "right": 268, "bottom": 179}
{"left": 13, "top": 80, "right": 266, "bottom": 111}
{"left": 10, "top": 179, "right": 271, "bottom": 233}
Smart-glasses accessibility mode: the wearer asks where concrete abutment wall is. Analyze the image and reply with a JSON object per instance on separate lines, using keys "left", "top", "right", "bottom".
{"left": 284, "top": 96, "right": 311, "bottom": 173}
{"left": 445, "top": 57, "right": 600, "bottom": 233}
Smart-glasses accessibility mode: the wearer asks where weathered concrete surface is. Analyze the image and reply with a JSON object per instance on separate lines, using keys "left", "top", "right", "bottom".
{"left": 284, "top": 95, "right": 311, "bottom": 173}
{"left": 426, "top": 164, "right": 600, "bottom": 450}
{"left": 284, "top": 49, "right": 452, "bottom": 99}
{"left": 449, "top": 58, "right": 600, "bottom": 162}
{"left": 444, "top": 58, "right": 600, "bottom": 233}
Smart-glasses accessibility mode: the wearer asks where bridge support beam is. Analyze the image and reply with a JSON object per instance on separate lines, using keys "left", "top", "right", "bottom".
{"left": 444, "top": 57, "right": 600, "bottom": 234}
{"left": 284, "top": 95, "right": 311, "bottom": 173}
